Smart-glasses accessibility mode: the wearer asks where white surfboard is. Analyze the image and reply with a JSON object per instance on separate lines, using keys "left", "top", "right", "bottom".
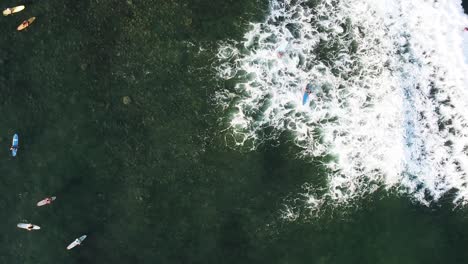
{"left": 67, "top": 235, "right": 87, "bottom": 250}
{"left": 3, "top": 5, "right": 25, "bottom": 16}
{"left": 37, "top": 196, "right": 56, "bottom": 206}
{"left": 17, "top": 223, "right": 40, "bottom": 230}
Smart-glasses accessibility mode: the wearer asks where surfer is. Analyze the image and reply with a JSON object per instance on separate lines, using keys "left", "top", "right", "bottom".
{"left": 19, "top": 21, "right": 29, "bottom": 28}
{"left": 10, "top": 134, "right": 19, "bottom": 157}
{"left": 3, "top": 5, "right": 25, "bottom": 16}
{"left": 302, "top": 83, "right": 315, "bottom": 105}
{"left": 42, "top": 197, "right": 53, "bottom": 205}
{"left": 3, "top": 8, "right": 13, "bottom": 15}
{"left": 305, "top": 83, "right": 314, "bottom": 94}
{"left": 67, "top": 235, "right": 87, "bottom": 250}
{"left": 17, "top": 17, "right": 36, "bottom": 31}
{"left": 17, "top": 223, "right": 40, "bottom": 230}
{"left": 37, "top": 196, "right": 56, "bottom": 206}
{"left": 276, "top": 39, "right": 289, "bottom": 58}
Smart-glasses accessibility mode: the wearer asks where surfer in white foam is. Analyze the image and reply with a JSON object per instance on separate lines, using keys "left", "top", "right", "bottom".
{"left": 305, "top": 84, "right": 314, "bottom": 95}
{"left": 275, "top": 39, "right": 289, "bottom": 58}
{"left": 302, "top": 83, "right": 315, "bottom": 105}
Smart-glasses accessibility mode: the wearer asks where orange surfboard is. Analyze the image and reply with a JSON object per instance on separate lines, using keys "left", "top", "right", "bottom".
{"left": 3, "top": 5, "right": 25, "bottom": 16}
{"left": 17, "top": 17, "right": 36, "bottom": 31}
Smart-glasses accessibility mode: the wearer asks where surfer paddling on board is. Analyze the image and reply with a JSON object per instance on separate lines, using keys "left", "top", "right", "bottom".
{"left": 67, "top": 235, "right": 87, "bottom": 250}
{"left": 19, "top": 20, "right": 29, "bottom": 28}
{"left": 74, "top": 238, "right": 81, "bottom": 245}
{"left": 17, "top": 223, "right": 40, "bottom": 230}
{"left": 26, "top": 224, "right": 34, "bottom": 231}
{"left": 17, "top": 17, "right": 36, "bottom": 31}
{"left": 37, "top": 196, "right": 56, "bottom": 206}
{"left": 9, "top": 145, "right": 17, "bottom": 152}
{"left": 3, "top": 5, "right": 25, "bottom": 16}
{"left": 42, "top": 197, "right": 53, "bottom": 204}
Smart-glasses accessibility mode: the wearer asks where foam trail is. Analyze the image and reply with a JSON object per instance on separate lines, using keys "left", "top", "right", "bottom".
{"left": 215, "top": 0, "right": 468, "bottom": 212}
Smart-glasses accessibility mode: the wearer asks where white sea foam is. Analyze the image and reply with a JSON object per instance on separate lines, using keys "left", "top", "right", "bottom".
{"left": 215, "top": 0, "right": 468, "bottom": 213}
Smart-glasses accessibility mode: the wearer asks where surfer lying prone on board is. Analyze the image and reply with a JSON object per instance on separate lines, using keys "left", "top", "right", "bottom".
{"left": 17, "top": 17, "right": 36, "bottom": 31}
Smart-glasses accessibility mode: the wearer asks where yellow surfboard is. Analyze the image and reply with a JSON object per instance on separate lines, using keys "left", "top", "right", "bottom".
{"left": 3, "top": 5, "right": 25, "bottom": 16}
{"left": 17, "top": 17, "right": 36, "bottom": 31}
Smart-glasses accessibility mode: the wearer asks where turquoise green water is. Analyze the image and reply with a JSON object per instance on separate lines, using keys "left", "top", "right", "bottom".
{"left": 2, "top": 0, "right": 468, "bottom": 263}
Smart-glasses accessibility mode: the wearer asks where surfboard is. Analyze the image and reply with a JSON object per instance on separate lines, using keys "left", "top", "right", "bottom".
{"left": 17, "top": 223, "right": 40, "bottom": 230}
{"left": 303, "top": 83, "right": 315, "bottom": 105}
{"left": 3, "top": 5, "right": 25, "bottom": 16}
{"left": 302, "top": 92, "right": 310, "bottom": 105}
{"left": 37, "top": 196, "right": 56, "bottom": 206}
{"left": 11, "top": 134, "right": 18, "bottom": 157}
{"left": 17, "top": 17, "right": 36, "bottom": 31}
{"left": 67, "top": 235, "right": 87, "bottom": 250}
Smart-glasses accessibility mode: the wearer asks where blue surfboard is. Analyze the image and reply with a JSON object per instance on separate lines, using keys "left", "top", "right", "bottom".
{"left": 302, "top": 92, "right": 310, "bottom": 105}
{"left": 11, "top": 134, "right": 18, "bottom": 157}
{"left": 303, "top": 83, "right": 314, "bottom": 105}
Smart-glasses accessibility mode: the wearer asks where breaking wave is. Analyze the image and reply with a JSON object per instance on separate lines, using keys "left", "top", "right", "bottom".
{"left": 215, "top": 0, "right": 468, "bottom": 215}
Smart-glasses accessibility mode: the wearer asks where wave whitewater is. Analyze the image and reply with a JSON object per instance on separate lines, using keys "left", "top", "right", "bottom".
{"left": 215, "top": 0, "right": 468, "bottom": 217}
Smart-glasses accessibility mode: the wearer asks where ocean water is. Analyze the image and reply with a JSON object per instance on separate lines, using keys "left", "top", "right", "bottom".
{"left": 1, "top": 0, "right": 468, "bottom": 263}
{"left": 216, "top": 0, "right": 468, "bottom": 208}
